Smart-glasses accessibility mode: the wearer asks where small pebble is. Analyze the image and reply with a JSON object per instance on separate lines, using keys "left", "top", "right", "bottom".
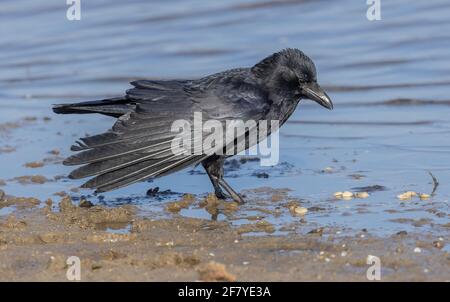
{"left": 414, "top": 247, "right": 421, "bottom": 253}
{"left": 323, "top": 167, "right": 333, "bottom": 173}
{"left": 397, "top": 191, "right": 417, "bottom": 200}
{"left": 355, "top": 192, "right": 369, "bottom": 199}
{"left": 433, "top": 241, "right": 443, "bottom": 249}
{"left": 342, "top": 191, "right": 353, "bottom": 199}
{"left": 333, "top": 192, "right": 343, "bottom": 198}
{"left": 340, "top": 251, "right": 347, "bottom": 257}
{"left": 79, "top": 199, "right": 94, "bottom": 208}
{"left": 293, "top": 206, "right": 308, "bottom": 215}
{"left": 418, "top": 193, "right": 430, "bottom": 200}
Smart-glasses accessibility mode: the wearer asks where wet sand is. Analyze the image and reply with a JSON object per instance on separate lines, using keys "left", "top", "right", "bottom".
{"left": 0, "top": 189, "right": 448, "bottom": 281}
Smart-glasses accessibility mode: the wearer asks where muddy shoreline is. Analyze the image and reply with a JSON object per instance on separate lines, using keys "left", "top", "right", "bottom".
{"left": 1, "top": 191, "right": 448, "bottom": 281}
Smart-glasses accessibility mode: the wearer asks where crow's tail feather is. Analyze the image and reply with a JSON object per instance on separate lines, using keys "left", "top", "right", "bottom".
{"left": 52, "top": 97, "right": 134, "bottom": 117}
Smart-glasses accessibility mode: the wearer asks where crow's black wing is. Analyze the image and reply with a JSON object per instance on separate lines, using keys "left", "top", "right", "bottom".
{"left": 186, "top": 69, "right": 271, "bottom": 154}
{"left": 186, "top": 69, "right": 269, "bottom": 121}
{"left": 64, "top": 72, "right": 269, "bottom": 193}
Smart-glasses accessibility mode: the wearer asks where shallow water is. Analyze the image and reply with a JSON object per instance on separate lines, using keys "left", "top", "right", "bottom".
{"left": 0, "top": 0, "right": 449, "bottom": 237}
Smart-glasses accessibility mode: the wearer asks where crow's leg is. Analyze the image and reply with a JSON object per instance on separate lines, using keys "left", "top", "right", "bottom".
{"left": 202, "top": 157, "right": 228, "bottom": 199}
{"left": 217, "top": 177, "right": 245, "bottom": 204}
{"left": 202, "top": 156, "right": 245, "bottom": 204}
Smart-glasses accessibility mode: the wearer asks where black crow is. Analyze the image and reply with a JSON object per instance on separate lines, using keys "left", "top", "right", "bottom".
{"left": 53, "top": 48, "right": 333, "bottom": 203}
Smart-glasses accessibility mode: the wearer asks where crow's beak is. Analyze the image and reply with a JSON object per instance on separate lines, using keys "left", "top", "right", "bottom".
{"left": 302, "top": 82, "right": 333, "bottom": 110}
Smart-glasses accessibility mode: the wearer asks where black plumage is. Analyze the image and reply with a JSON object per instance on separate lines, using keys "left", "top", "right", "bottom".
{"left": 53, "top": 48, "right": 333, "bottom": 203}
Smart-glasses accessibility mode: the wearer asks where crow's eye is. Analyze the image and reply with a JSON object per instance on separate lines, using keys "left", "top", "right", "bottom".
{"left": 296, "top": 71, "right": 310, "bottom": 83}
{"left": 278, "top": 69, "right": 298, "bottom": 87}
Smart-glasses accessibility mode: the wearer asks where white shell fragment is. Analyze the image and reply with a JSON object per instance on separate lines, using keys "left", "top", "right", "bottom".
{"left": 293, "top": 206, "right": 308, "bottom": 215}
{"left": 397, "top": 191, "right": 417, "bottom": 200}
{"left": 355, "top": 192, "right": 369, "bottom": 199}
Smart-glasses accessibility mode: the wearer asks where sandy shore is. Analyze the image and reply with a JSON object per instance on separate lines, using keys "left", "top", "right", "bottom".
{"left": 1, "top": 191, "right": 448, "bottom": 282}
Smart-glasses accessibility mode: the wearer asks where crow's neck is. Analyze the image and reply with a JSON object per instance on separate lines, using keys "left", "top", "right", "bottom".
{"left": 264, "top": 92, "right": 301, "bottom": 128}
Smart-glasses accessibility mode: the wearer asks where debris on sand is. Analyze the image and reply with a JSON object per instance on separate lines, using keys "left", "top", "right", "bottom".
{"left": 322, "top": 167, "right": 334, "bottom": 174}
{"left": 13, "top": 175, "right": 48, "bottom": 184}
{"left": 288, "top": 204, "right": 308, "bottom": 216}
{"left": 286, "top": 201, "right": 303, "bottom": 216}
{"left": 197, "top": 261, "right": 236, "bottom": 282}
{"left": 24, "top": 161, "right": 44, "bottom": 168}
{"left": 397, "top": 191, "right": 430, "bottom": 201}
{"left": 397, "top": 191, "right": 417, "bottom": 200}
{"left": 46, "top": 196, "right": 135, "bottom": 229}
{"left": 432, "top": 241, "right": 443, "bottom": 249}
{"left": 418, "top": 193, "right": 430, "bottom": 200}
{"left": 354, "top": 192, "right": 370, "bottom": 199}
{"left": 0, "top": 215, "right": 27, "bottom": 230}
{"left": 45, "top": 198, "right": 53, "bottom": 207}
{"left": 342, "top": 191, "right": 353, "bottom": 199}
{"left": 0, "top": 192, "right": 40, "bottom": 208}
{"left": 334, "top": 192, "right": 344, "bottom": 198}
{"left": 334, "top": 191, "right": 369, "bottom": 200}
{"left": 53, "top": 191, "right": 67, "bottom": 197}
{"left": 396, "top": 173, "right": 438, "bottom": 201}
{"left": 87, "top": 232, "right": 136, "bottom": 243}
{"left": 166, "top": 194, "right": 195, "bottom": 213}
{"left": 79, "top": 199, "right": 94, "bottom": 208}
{"left": 0, "top": 196, "right": 449, "bottom": 281}
{"left": 293, "top": 206, "right": 308, "bottom": 216}
{"left": 308, "top": 227, "right": 324, "bottom": 236}
{"left": 198, "top": 194, "right": 239, "bottom": 218}
{"left": 236, "top": 220, "right": 275, "bottom": 234}
{"left": 334, "top": 191, "right": 353, "bottom": 200}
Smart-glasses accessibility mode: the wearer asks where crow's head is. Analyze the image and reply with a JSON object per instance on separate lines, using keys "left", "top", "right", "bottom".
{"left": 252, "top": 48, "right": 333, "bottom": 110}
